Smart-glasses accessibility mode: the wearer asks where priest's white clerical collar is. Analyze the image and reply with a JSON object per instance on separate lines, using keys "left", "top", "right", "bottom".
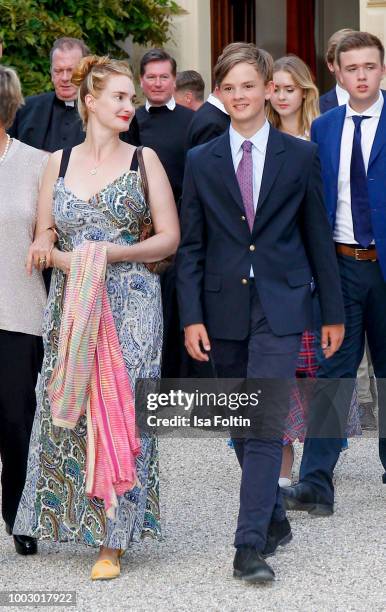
{"left": 145, "top": 97, "right": 176, "bottom": 112}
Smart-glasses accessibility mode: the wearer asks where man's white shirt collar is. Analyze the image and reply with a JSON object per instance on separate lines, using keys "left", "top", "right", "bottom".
{"left": 145, "top": 96, "right": 176, "bottom": 112}
{"left": 229, "top": 119, "right": 270, "bottom": 156}
{"left": 335, "top": 83, "right": 349, "bottom": 106}
{"left": 207, "top": 93, "right": 228, "bottom": 114}
{"left": 345, "top": 90, "right": 384, "bottom": 118}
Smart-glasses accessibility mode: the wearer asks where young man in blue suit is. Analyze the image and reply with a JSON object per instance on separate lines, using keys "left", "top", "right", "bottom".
{"left": 283, "top": 31, "right": 386, "bottom": 515}
{"left": 176, "top": 42, "right": 344, "bottom": 583}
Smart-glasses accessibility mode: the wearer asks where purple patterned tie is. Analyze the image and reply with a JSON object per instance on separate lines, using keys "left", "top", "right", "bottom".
{"left": 236, "top": 140, "right": 255, "bottom": 231}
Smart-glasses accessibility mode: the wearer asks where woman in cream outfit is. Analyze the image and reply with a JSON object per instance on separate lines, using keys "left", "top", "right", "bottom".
{"left": 0, "top": 65, "right": 47, "bottom": 555}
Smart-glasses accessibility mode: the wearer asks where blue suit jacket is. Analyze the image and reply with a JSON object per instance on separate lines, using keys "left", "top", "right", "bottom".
{"left": 311, "top": 92, "right": 386, "bottom": 280}
{"left": 176, "top": 126, "right": 344, "bottom": 340}
{"left": 319, "top": 87, "right": 339, "bottom": 114}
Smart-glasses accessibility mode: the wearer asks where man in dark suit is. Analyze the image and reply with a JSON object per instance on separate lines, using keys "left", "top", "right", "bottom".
{"left": 176, "top": 42, "right": 344, "bottom": 583}
{"left": 9, "top": 37, "right": 89, "bottom": 152}
{"left": 319, "top": 28, "right": 355, "bottom": 114}
{"left": 282, "top": 32, "right": 386, "bottom": 517}
{"left": 175, "top": 69, "right": 205, "bottom": 111}
{"left": 126, "top": 48, "right": 193, "bottom": 204}
{"left": 186, "top": 88, "right": 230, "bottom": 148}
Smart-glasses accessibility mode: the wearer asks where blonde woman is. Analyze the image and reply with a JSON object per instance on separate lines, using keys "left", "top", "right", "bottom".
{"left": 13, "top": 56, "right": 179, "bottom": 580}
{"left": 267, "top": 54, "right": 319, "bottom": 139}
{"left": 267, "top": 56, "right": 360, "bottom": 486}
{"left": 0, "top": 66, "right": 47, "bottom": 556}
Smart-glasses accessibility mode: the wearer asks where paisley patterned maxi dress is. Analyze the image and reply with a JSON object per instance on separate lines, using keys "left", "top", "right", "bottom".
{"left": 13, "top": 170, "right": 162, "bottom": 549}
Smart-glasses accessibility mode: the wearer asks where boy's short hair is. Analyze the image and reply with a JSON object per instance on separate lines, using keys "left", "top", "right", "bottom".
{"left": 214, "top": 42, "right": 273, "bottom": 86}
{"left": 325, "top": 28, "right": 356, "bottom": 65}
{"left": 176, "top": 70, "right": 205, "bottom": 101}
{"left": 336, "top": 31, "right": 384, "bottom": 66}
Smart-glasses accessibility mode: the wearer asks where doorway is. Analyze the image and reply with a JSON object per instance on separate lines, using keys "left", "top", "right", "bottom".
{"left": 210, "top": 0, "right": 256, "bottom": 77}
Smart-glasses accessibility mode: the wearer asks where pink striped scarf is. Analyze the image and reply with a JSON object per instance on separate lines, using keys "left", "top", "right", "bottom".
{"left": 48, "top": 242, "right": 140, "bottom": 519}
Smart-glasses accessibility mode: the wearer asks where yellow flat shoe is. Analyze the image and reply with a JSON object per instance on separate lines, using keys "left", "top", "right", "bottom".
{"left": 91, "top": 558, "right": 120, "bottom": 581}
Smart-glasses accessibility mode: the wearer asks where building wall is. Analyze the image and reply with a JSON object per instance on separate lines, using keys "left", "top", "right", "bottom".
{"left": 360, "top": 0, "right": 386, "bottom": 85}
{"left": 255, "top": 0, "right": 287, "bottom": 58}
{"left": 128, "top": 0, "right": 212, "bottom": 97}
{"left": 315, "top": 0, "right": 360, "bottom": 92}
{"left": 127, "top": 0, "right": 386, "bottom": 97}
{"left": 360, "top": 0, "right": 386, "bottom": 40}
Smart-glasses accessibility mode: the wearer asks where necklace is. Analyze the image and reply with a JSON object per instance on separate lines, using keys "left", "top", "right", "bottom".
{"left": 89, "top": 144, "right": 120, "bottom": 175}
{"left": 0, "top": 134, "right": 11, "bottom": 164}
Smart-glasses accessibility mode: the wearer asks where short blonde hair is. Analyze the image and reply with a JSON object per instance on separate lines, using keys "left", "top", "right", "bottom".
{"left": 214, "top": 43, "right": 273, "bottom": 86}
{"left": 266, "top": 55, "right": 319, "bottom": 138}
{"left": 71, "top": 55, "right": 133, "bottom": 128}
{"left": 0, "top": 65, "right": 24, "bottom": 129}
{"left": 325, "top": 28, "right": 356, "bottom": 65}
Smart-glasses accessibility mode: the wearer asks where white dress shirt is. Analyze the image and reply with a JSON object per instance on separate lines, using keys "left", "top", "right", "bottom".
{"left": 229, "top": 120, "right": 270, "bottom": 276}
{"left": 207, "top": 93, "right": 228, "bottom": 114}
{"left": 145, "top": 96, "right": 176, "bottom": 112}
{"left": 334, "top": 91, "right": 383, "bottom": 244}
{"left": 335, "top": 83, "right": 350, "bottom": 107}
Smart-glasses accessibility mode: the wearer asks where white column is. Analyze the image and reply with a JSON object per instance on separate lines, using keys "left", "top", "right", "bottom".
{"left": 360, "top": 1, "right": 386, "bottom": 42}
{"left": 360, "top": 1, "right": 386, "bottom": 85}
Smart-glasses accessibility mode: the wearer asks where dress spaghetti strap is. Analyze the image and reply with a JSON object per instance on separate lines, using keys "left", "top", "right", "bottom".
{"left": 59, "top": 148, "right": 72, "bottom": 178}
{"left": 130, "top": 148, "right": 139, "bottom": 172}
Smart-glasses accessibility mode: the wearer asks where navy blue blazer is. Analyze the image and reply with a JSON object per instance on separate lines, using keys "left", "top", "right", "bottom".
{"left": 176, "top": 126, "right": 344, "bottom": 341}
{"left": 319, "top": 87, "right": 339, "bottom": 114}
{"left": 311, "top": 92, "right": 386, "bottom": 280}
{"left": 186, "top": 101, "right": 230, "bottom": 149}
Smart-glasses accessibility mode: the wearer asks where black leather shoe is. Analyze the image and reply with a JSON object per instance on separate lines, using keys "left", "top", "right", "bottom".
{"left": 233, "top": 547, "right": 275, "bottom": 583}
{"left": 13, "top": 534, "right": 38, "bottom": 556}
{"left": 281, "top": 482, "right": 333, "bottom": 516}
{"left": 382, "top": 472, "right": 386, "bottom": 484}
{"left": 262, "top": 518, "right": 292, "bottom": 558}
{"left": 5, "top": 524, "right": 37, "bottom": 555}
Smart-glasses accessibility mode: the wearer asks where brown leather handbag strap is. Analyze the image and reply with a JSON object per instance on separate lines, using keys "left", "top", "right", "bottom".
{"left": 137, "top": 146, "right": 149, "bottom": 204}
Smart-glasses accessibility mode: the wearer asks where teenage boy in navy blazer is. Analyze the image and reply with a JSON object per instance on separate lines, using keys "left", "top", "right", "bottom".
{"left": 282, "top": 32, "right": 386, "bottom": 516}
{"left": 176, "top": 42, "right": 345, "bottom": 583}
{"left": 319, "top": 29, "right": 355, "bottom": 114}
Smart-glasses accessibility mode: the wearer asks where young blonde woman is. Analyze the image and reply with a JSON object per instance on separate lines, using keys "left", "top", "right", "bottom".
{"left": 267, "top": 54, "right": 318, "bottom": 140}
{"left": 267, "top": 56, "right": 361, "bottom": 486}
{"left": 13, "top": 56, "right": 179, "bottom": 580}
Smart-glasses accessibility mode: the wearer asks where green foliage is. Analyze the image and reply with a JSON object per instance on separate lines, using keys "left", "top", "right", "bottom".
{"left": 0, "top": 0, "right": 183, "bottom": 96}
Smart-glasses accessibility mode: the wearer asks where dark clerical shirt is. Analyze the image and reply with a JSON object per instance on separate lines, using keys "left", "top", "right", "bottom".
{"left": 43, "top": 97, "right": 84, "bottom": 152}
{"left": 126, "top": 103, "right": 194, "bottom": 204}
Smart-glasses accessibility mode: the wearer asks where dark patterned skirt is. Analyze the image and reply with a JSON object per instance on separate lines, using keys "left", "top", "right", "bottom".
{"left": 284, "top": 331, "right": 361, "bottom": 444}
